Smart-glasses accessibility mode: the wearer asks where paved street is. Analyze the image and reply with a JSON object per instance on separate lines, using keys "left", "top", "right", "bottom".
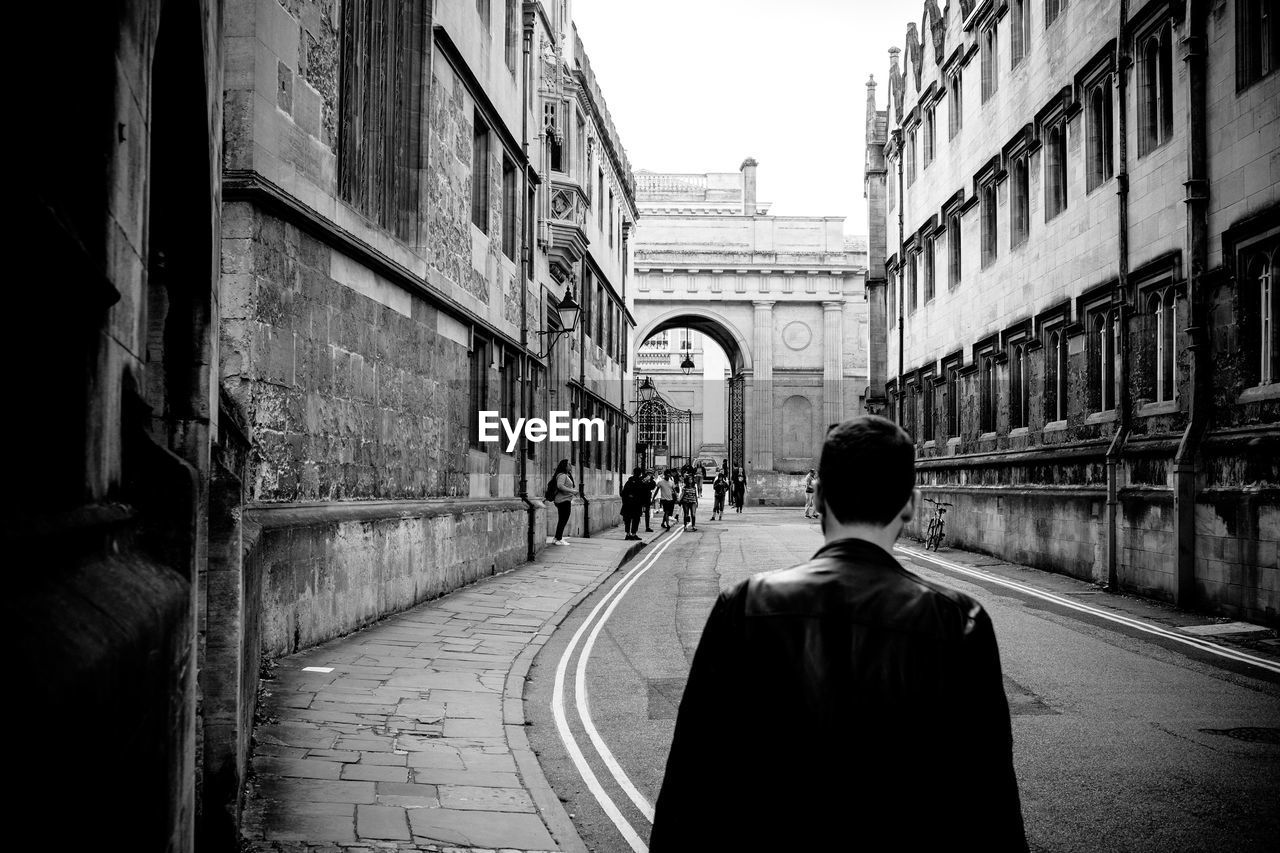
{"left": 240, "top": 535, "right": 643, "bottom": 853}
{"left": 527, "top": 506, "right": 1280, "bottom": 853}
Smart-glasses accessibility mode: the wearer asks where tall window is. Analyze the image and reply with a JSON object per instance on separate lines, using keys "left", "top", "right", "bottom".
{"left": 1242, "top": 246, "right": 1279, "bottom": 386}
{"left": 1045, "top": 329, "right": 1067, "bottom": 421}
{"left": 471, "top": 112, "right": 490, "bottom": 231}
{"left": 1091, "top": 309, "right": 1119, "bottom": 411}
{"left": 982, "top": 26, "right": 999, "bottom": 102}
{"left": 501, "top": 156, "right": 518, "bottom": 259}
{"left": 1236, "top": 0, "right": 1278, "bottom": 89}
{"left": 1012, "top": 155, "right": 1030, "bottom": 246}
{"left": 338, "top": 0, "right": 426, "bottom": 242}
{"left": 948, "top": 72, "right": 963, "bottom": 139}
{"left": 905, "top": 384, "right": 918, "bottom": 441}
{"left": 1012, "top": 0, "right": 1031, "bottom": 67}
{"left": 1046, "top": 0, "right": 1067, "bottom": 27}
{"left": 888, "top": 154, "right": 897, "bottom": 210}
{"left": 545, "top": 101, "right": 564, "bottom": 172}
{"left": 504, "top": 0, "right": 518, "bottom": 71}
{"left": 1138, "top": 24, "right": 1175, "bottom": 157}
{"left": 946, "top": 365, "right": 960, "bottom": 437}
{"left": 469, "top": 334, "right": 490, "bottom": 447}
{"left": 1148, "top": 289, "right": 1177, "bottom": 402}
{"left": 1045, "top": 122, "right": 1068, "bottom": 219}
{"left": 923, "top": 236, "right": 936, "bottom": 303}
{"left": 598, "top": 170, "right": 605, "bottom": 229}
{"left": 981, "top": 181, "right": 998, "bottom": 268}
{"left": 906, "top": 130, "right": 917, "bottom": 186}
{"left": 1009, "top": 344, "right": 1029, "bottom": 428}
{"left": 923, "top": 107, "right": 936, "bottom": 169}
{"left": 906, "top": 251, "right": 918, "bottom": 314}
{"left": 1087, "top": 82, "right": 1114, "bottom": 192}
{"left": 948, "top": 211, "right": 962, "bottom": 287}
{"left": 582, "top": 268, "right": 593, "bottom": 340}
{"left": 609, "top": 191, "right": 615, "bottom": 247}
{"left": 922, "top": 379, "right": 935, "bottom": 443}
{"left": 980, "top": 353, "right": 997, "bottom": 433}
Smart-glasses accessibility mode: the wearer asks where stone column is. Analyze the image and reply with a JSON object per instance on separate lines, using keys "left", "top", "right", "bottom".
{"left": 823, "top": 300, "right": 845, "bottom": 429}
{"left": 753, "top": 300, "right": 775, "bottom": 471}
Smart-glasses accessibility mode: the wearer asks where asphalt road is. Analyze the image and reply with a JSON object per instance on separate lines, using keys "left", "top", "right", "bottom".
{"left": 526, "top": 507, "right": 1280, "bottom": 853}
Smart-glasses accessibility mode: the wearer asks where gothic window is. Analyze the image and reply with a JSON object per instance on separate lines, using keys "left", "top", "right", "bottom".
{"left": 471, "top": 111, "right": 490, "bottom": 231}
{"left": 1236, "top": 0, "right": 1278, "bottom": 90}
{"left": 545, "top": 101, "right": 564, "bottom": 172}
{"left": 1012, "top": 0, "right": 1031, "bottom": 67}
{"left": 1046, "top": 0, "right": 1067, "bottom": 27}
{"left": 907, "top": 250, "right": 918, "bottom": 314}
{"left": 1089, "top": 308, "right": 1120, "bottom": 412}
{"left": 1138, "top": 23, "right": 1175, "bottom": 157}
{"left": 980, "top": 352, "right": 998, "bottom": 433}
{"left": 504, "top": 0, "right": 518, "bottom": 71}
{"left": 981, "top": 181, "right": 998, "bottom": 268}
{"left": 948, "top": 72, "right": 963, "bottom": 139}
{"left": 1045, "top": 121, "right": 1068, "bottom": 219}
{"left": 888, "top": 154, "right": 897, "bottom": 210}
{"left": 948, "top": 211, "right": 963, "bottom": 286}
{"left": 889, "top": 270, "right": 898, "bottom": 326}
{"left": 1145, "top": 289, "right": 1178, "bottom": 403}
{"left": 1044, "top": 328, "right": 1067, "bottom": 422}
{"left": 1239, "top": 244, "right": 1279, "bottom": 387}
{"left": 905, "top": 384, "right": 918, "bottom": 442}
{"left": 469, "top": 334, "right": 490, "bottom": 448}
{"left": 598, "top": 170, "right": 605, "bottom": 229}
{"left": 924, "top": 107, "right": 936, "bottom": 168}
{"left": 1086, "top": 81, "right": 1114, "bottom": 192}
{"left": 502, "top": 156, "right": 518, "bottom": 259}
{"left": 922, "top": 377, "right": 936, "bottom": 443}
{"left": 923, "top": 236, "right": 936, "bottom": 303}
{"left": 982, "top": 25, "right": 999, "bottom": 103}
{"left": 1009, "top": 343, "right": 1029, "bottom": 428}
{"left": 946, "top": 364, "right": 961, "bottom": 437}
{"left": 338, "top": 0, "right": 426, "bottom": 242}
{"left": 1011, "top": 155, "right": 1030, "bottom": 246}
{"left": 906, "top": 130, "right": 917, "bottom": 187}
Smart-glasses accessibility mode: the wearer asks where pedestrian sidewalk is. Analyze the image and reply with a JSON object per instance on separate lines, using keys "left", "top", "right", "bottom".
{"left": 241, "top": 533, "right": 644, "bottom": 853}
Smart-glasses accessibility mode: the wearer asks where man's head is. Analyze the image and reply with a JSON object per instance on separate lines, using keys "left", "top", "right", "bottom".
{"left": 632, "top": 467, "right": 642, "bottom": 477}
{"left": 816, "top": 416, "right": 917, "bottom": 534}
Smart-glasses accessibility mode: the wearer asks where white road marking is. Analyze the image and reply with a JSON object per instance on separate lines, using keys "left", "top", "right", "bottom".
{"left": 897, "top": 546, "right": 1280, "bottom": 676}
{"left": 551, "top": 528, "right": 683, "bottom": 851}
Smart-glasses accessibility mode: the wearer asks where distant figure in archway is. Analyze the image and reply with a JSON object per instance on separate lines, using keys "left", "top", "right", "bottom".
{"left": 732, "top": 465, "right": 746, "bottom": 512}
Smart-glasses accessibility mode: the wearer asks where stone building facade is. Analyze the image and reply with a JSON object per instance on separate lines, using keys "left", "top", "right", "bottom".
{"left": 867, "top": 0, "right": 1279, "bottom": 625}
{"left": 633, "top": 161, "right": 870, "bottom": 504}
{"left": 9, "top": 1, "right": 636, "bottom": 849}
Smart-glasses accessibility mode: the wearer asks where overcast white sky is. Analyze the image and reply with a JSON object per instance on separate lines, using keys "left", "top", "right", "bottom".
{"left": 570, "top": 0, "right": 915, "bottom": 237}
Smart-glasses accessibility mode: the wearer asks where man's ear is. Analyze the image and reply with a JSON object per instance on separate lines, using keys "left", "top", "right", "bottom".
{"left": 900, "top": 487, "right": 921, "bottom": 525}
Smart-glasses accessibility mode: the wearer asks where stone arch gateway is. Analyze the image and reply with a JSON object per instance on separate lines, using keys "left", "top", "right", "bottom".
{"left": 631, "top": 162, "right": 870, "bottom": 503}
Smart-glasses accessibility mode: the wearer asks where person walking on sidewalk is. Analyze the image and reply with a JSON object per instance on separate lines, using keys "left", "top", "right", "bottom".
{"left": 711, "top": 471, "right": 729, "bottom": 520}
{"left": 680, "top": 472, "right": 700, "bottom": 531}
{"left": 655, "top": 469, "right": 677, "bottom": 529}
{"left": 620, "top": 468, "right": 647, "bottom": 541}
{"left": 802, "top": 468, "right": 818, "bottom": 518}
{"left": 650, "top": 416, "right": 1027, "bottom": 851}
{"left": 550, "top": 459, "right": 577, "bottom": 545}
{"left": 731, "top": 465, "right": 746, "bottom": 513}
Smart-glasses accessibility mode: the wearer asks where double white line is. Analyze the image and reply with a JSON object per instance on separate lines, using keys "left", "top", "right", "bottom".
{"left": 898, "top": 545, "right": 1280, "bottom": 676}
{"left": 551, "top": 528, "right": 685, "bottom": 852}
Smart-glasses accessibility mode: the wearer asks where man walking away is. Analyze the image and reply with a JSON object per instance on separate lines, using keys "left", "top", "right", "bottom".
{"left": 640, "top": 468, "right": 656, "bottom": 532}
{"left": 620, "top": 468, "right": 646, "bottom": 541}
{"left": 654, "top": 470, "right": 676, "bottom": 530}
{"left": 711, "top": 471, "right": 728, "bottom": 520}
{"left": 650, "top": 416, "right": 1027, "bottom": 851}
{"left": 802, "top": 468, "right": 817, "bottom": 518}
{"left": 731, "top": 465, "right": 746, "bottom": 513}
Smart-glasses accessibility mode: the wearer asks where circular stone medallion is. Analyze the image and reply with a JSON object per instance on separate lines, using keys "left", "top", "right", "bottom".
{"left": 782, "top": 321, "right": 812, "bottom": 351}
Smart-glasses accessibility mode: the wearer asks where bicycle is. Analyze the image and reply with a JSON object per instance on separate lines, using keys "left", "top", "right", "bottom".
{"left": 923, "top": 497, "right": 954, "bottom": 551}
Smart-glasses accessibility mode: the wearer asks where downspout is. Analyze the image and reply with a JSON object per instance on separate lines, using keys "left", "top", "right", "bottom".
{"left": 519, "top": 13, "right": 536, "bottom": 559}
{"left": 896, "top": 128, "right": 906, "bottom": 423}
{"left": 580, "top": 276, "right": 590, "bottom": 538}
{"left": 1105, "top": 0, "right": 1132, "bottom": 589}
{"left": 1173, "top": 0, "right": 1210, "bottom": 607}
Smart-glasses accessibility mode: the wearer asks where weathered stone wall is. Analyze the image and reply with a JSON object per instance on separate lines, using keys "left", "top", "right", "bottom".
{"left": 249, "top": 500, "right": 530, "bottom": 657}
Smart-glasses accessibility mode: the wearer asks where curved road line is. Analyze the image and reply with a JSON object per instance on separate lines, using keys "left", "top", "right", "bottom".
{"left": 897, "top": 545, "right": 1280, "bottom": 675}
{"left": 551, "top": 528, "right": 683, "bottom": 852}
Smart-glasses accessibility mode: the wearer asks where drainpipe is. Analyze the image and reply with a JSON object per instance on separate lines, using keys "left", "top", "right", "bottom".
{"left": 896, "top": 128, "right": 905, "bottom": 424}
{"left": 519, "top": 12, "right": 536, "bottom": 559}
{"left": 1105, "top": 0, "right": 1132, "bottom": 589}
{"left": 579, "top": 277, "right": 590, "bottom": 538}
{"left": 1173, "top": 0, "right": 1210, "bottom": 607}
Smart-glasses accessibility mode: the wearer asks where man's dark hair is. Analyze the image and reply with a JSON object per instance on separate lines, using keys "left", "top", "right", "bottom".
{"left": 818, "top": 415, "right": 915, "bottom": 526}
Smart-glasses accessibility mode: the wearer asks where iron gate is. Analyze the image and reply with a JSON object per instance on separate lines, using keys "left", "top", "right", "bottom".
{"left": 727, "top": 374, "right": 745, "bottom": 471}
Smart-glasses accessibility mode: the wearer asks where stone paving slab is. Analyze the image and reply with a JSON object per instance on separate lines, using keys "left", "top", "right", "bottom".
{"left": 242, "top": 535, "right": 643, "bottom": 853}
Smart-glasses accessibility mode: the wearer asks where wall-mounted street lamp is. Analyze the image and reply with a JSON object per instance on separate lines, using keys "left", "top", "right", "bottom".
{"left": 531, "top": 286, "right": 581, "bottom": 359}
{"left": 637, "top": 375, "right": 656, "bottom": 403}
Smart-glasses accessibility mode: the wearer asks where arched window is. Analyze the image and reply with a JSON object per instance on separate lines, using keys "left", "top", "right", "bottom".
{"left": 1139, "top": 25, "right": 1175, "bottom": 156}
{"left": 1092, "top": 310, "right": 1118, "bottom": 412}
{"left": 1045, "top": 330, "right": 1067, "bottom": 421}
{"left": 1045, "top": 123, "right": 1068, "bottom": 218}
{"left": 1012, "top": 156, "right": 1029, "bottom": 245}
{"left": 1010, "top": 344, "right": 1028, "bottom": 428}
{"left": 1087, "top": 83, "right": 1114, "bottom": 191}
{"left": 980, "top": 354, "right": 997, "bottom": 433}
{"left": 1156, "top": 289, "right": 1176, "bottom": 401}
{"left": 1245, "top": 250, "right": 1279, "bottom": 386}
{"left": 946, "top": 365, "right": 960, "bottom": 437}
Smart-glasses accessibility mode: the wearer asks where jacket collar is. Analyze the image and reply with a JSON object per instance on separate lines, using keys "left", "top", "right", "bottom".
{"left": 811, "top": 537, "right": 901, "bottom": 568}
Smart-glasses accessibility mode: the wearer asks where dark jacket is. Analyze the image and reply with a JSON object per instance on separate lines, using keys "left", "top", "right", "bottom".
{"left": 649, "top": 537, "right": 1027, "bottom": 852}
{"left": 620, "top": 476, "right": 646, "bottom": 516}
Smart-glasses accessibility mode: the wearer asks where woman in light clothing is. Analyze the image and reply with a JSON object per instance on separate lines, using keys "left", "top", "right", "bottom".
{"left": 552, "top": 459, "right": 578, "bottom": 545}
{"left": 802, "top": 469, "right": 817, "bottom": 518}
